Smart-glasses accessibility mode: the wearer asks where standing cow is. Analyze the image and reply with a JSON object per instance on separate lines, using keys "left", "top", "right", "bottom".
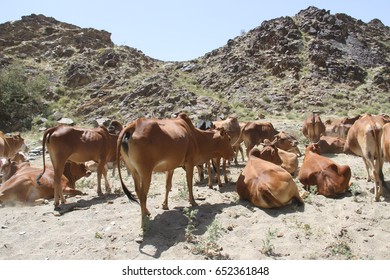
{"left": 117, "top": 113, "right": 234, "bottom": 240}
{"left": 344, "top": 114, "right": 386, "bottom": 201}
{"left": 38, "top": 122, "right": 120, "bottom": 207}
{"left": 302, "top": 112, "right": 326, "bottom": 143}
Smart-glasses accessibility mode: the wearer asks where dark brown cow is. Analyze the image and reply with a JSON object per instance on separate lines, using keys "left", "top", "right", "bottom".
{"left": 236, "top": 147, "right": 303, "bottom": 208}
{"left": 317, "top": 135, "right": 346, "bottom": 154}
{"left": 302, "top": 112, "right": 326, "bottom": 143}
{"left": 325, "top": 115, "right": 361, "bottom": 139}
{"left": 0, "top": 132, "right": 28, "bottom": 158}
{"left": 344, "top": 114, "right": 386, "bottom": 201}
{"left": 39, "top": 122, "right": 120, "bottom": 207}
{"left": 117, "top": 113, "right": 234, "bottom": 236}
{"left": 0, "top": 161, "right": 88, "bottom": 205}
{"left": 298, "top": 143, "right": 351, "bottom": 197}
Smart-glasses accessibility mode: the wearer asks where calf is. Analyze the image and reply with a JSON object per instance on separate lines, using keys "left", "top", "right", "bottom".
{"left": 236, "top": 147, "right": 303, "bottom": 208}
{"left": 298, "top": 143, "right": 351, "bottom": 197}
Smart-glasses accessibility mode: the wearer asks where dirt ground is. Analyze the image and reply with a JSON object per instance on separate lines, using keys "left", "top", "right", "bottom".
{"left": 1, "top": 119, "right": 390, "bottom": 260}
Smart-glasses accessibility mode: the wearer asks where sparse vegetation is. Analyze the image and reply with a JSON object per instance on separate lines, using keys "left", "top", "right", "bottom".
{"left": 260, "top": 228, "right": 277, "bottom": 256}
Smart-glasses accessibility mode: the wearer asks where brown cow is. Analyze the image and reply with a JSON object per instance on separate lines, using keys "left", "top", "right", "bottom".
{"left": 0, "top": 161, "right": 89, "bottom": 205}
{"left": 302, "top": 112, "right": 326, "bottom": 143}
{"left": 325, "top": 115, "right": 361, "bottom": 139}
{"left": 298, "top": 143, "right": 351, "bottom": 197}
{"left": 317, "top": 135, "right": 346, "bottom": 154}
{"left": 233, "top": 121, "right": 279, "bottom": 156}
{"left": 273, "top": 131, "right": 301, "bottom": 156}
{"left": 382, "top": 122, "right": 390, "bottom": 163}
{"left": 39, "top": 121, "right": 120, "bottom": 207}
{"left": 0, "top": 132, "right": 28, "bottom": 158}
{"left": 344, "top": 114, "right": 386, "bottom": 201}
{"left": 259, "top": 140, "right": 299, "bottom": 176}
{"left": 213, "top": 115, "right": 245, "bottom": 163}
{"left": 236, "top": 147, "right": 304, "bottom": 208}
{"left": 117, "top": 113, "right": 234, "bottom": 236}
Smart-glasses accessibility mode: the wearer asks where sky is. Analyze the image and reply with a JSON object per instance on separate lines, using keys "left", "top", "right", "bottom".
{"left": 2, "top": 0, "right": 389, "bottom": 61}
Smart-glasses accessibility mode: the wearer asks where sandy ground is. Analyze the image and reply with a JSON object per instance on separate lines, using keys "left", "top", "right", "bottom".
{"left": 1, "top": 119, "right": 390, "bottom": 260}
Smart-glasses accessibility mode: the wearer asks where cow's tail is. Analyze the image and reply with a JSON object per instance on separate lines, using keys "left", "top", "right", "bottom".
{"left": 116, "top": 122, "right": 138, "bottom": 203}
{"left": 36, "top": 127, "right": 56, "bottom": 187}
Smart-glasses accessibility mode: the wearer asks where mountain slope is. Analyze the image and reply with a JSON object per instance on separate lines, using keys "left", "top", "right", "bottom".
{"left": 0, "top": 7, "right": 389, "bottom": 131}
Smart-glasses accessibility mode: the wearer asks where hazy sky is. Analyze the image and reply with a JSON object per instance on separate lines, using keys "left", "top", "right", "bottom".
{"left": 2, "top": 0, "right": 389, "bottom": 61}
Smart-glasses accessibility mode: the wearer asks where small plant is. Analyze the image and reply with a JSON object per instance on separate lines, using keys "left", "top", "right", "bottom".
{"left": 95, "top": 232, "right": 103, "bottom": 239}
{"left": 205, "top": 221, "right": 224, "bottom": 253}
{"left": 260, "top": 228, "right": 276, "bottom": 256}
{"left": 183, "top": 207, "right": 198, "bottom": 242}
{"left": 349, "top": 183, "right": 362, "bottom": 201}
{"left": 328, "top": 240, "right": 354, "bottom": 259}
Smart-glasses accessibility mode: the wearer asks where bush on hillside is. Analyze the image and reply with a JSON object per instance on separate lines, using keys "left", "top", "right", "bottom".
{"left": 0, "top": 62, "right": 49, "bottom": 131}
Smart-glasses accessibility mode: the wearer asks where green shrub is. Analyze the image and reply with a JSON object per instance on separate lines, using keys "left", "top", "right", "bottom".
{"left": 0, "top": 62, "right": 49, "bottom": 131}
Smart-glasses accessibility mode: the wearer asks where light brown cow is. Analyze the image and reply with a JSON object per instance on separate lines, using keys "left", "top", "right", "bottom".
{"left": 317, "top": 135, "right": 346, "bottom": 154}
{"left": 298, "top": 143, "right": 351, "bottom": 197}
{"left": 39, "top": 122, "right": 120, "bottom": 207}
{"left": 273, "top": 131, "right": 301, "bottom": 156}
{"left": 382, "top": 122, "right": 390, "bottom": 163}
{"left": 325, "top": 115, "right": 361, "bottom": 139}
{"left": 0, "top": 132, "right": 28, "bottom": 158}
{"left": 0, "top": 161, "right": 88, "bottom": 205}
{"left": 259, "top": 140, "right": 299, "bottom": 176}
{"left": 344, "top": 114, "right": 386, "bottom": 201}
{"left": 213, "top": 115, "right": 245, "bottom": 163}
{"left": 117, "top": 113, "right": 234, "bottom": 236}
{"left": 236, "top": 147, "right": 304, "bottom": 208}
{"left": 302, "top": 112, "right": 326, "bottom": 143}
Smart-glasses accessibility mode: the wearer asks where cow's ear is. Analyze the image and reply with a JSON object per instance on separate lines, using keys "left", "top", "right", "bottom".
{"left": 219, "top": 127, "right": 226, "bottom": 136}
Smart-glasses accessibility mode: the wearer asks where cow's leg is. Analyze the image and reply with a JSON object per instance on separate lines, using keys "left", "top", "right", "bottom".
{"left": 212, "top": 158, "right": 223, "bottom": 188}
{"left": 52, "top": 161, "right": 66, "bottom": 207}
{"left": 185, "top": 163, "right": 198, "bottom": 207}
{"left": 207, "top": 161, "right": 213, "bottom": 188}
{"left": 96, "top": 162, "right": 110, "bottom": 195}
{"left": 362, "top": 157, "right": 372, "bottom": 182}
{"left": 139, "top": 173, "right": 152, "bottom": 230}
{"left": 162, "top": 170, "right": 174, "bottom": 210}
{"left": 239, "top": 145, "right": 245, "bottom": 162}
{"left": 222, "top": 159, "right": 228, "bottom": 184}
{"left": 196, "top": 165, "right": 204, "bottom": 181}
{"left": 373, "top": 158, "right": 385, "bottom": 201}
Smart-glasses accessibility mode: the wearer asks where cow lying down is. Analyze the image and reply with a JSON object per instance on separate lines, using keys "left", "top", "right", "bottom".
{"left": 236, "top": 147, "right": 304, "bottom": 208}
{"left": 0, "top": 160, "right": 89, "bottom": 205}
{"left": 298, "top": 143, "right": 351, "bottom": 197}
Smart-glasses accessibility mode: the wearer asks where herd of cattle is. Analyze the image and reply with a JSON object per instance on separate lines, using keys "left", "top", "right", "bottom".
{"left": 1, "top": 112, "right": 390, "bottom": 238}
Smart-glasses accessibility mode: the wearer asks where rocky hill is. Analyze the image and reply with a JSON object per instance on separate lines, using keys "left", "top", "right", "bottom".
{"left": 0, "top": 7, "right": 389, "bottom": 131}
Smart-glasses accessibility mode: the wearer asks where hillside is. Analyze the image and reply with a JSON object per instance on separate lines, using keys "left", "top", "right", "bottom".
{"left": 0, "top": 6, "right": 389, "bottom": 131}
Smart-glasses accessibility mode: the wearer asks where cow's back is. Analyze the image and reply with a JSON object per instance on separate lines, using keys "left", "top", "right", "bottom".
{"left": 344, "top": 114, "right": 384, "bottom": 157}
{"left": 125, "top": 117, "right": 194, "bottom": 173}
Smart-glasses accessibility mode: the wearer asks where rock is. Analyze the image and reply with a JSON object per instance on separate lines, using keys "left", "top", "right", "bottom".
{"left": 58, "top": 117, "right": 74, "bottom": 125}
